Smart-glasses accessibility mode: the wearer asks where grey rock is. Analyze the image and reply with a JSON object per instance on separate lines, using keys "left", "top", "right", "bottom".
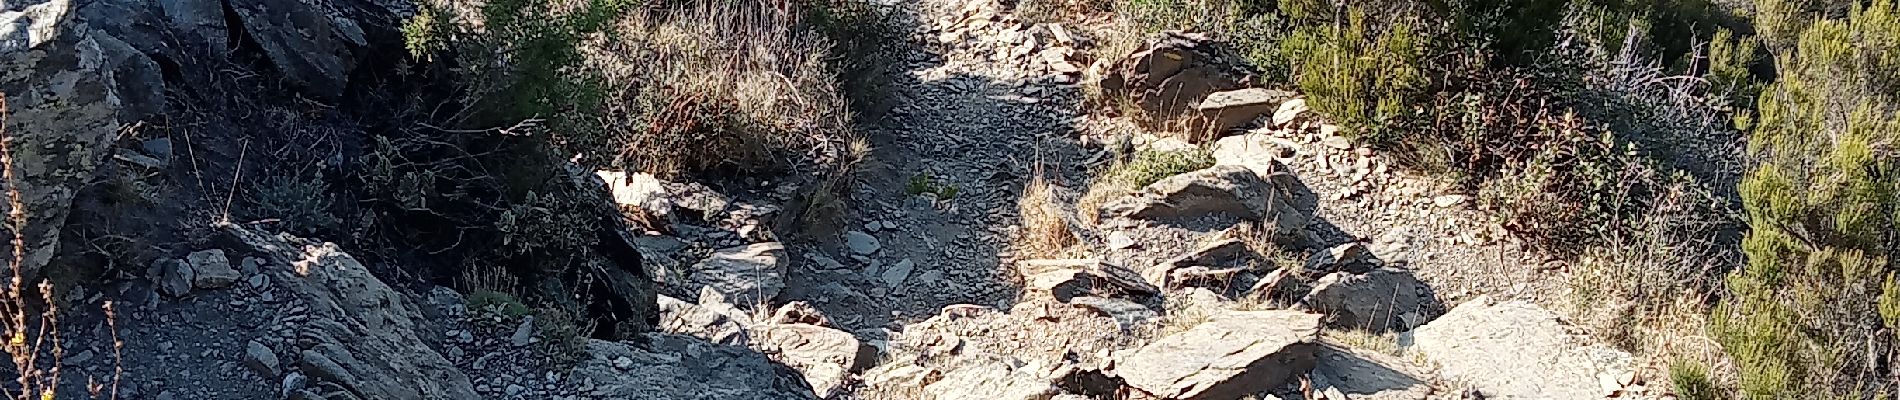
{"left": 1113, "top": 310, "right": 1322, "bottom": 400}
{"left": 923, "top": 357, "right": 1062, "bottom": 400}
{"left": 1094, "top": 31, "right": 1255, "bottom": 131}
{"left": 881, "top": 258, "right": 915, "bottom": 288}
{"left": 1311, "top": 345, "right": 1430, "bottom": 400}
{"left": 244, "top": 340, "right": 282, "bottom": 377}
{"left": 574, "top": 335, "right": 818, "bottom": 399}
{"left": 0, "top": 0, "right": 142, "bottom": 285}
{"left": 156, "top": 0, "right": 226, "bottom": 52}
{"left": 1106, "top": 231, "right": 1137, "bottom": 249}
{"left": 1301, "top": 268, "right": 1428, "bottom": 332}
{"left": 240, "top": 256, "right": 265, "bottom": 275}
{"left": 222, "top": 225, "right": 478, "bottom": 400}
{"left": 1195, "top": 88, "right": 1296, "bottom": 139}
{"left": 1273, "top": 98, "right": 1309, "bottom": 127}
{"left": 1244, "top": 268, "right": 1309, "bottom": 306}
{"left": 1106, "top": 165, "right": 1277, "bottom": 223}
{"left": 687, "top": 243, "right": 788, "bottom": 305}
{"left": 1306, "top": 242, "right": 1378, "bottom": 274}
{"left": 750, "top": 323, "right": 878, "bottom": 397}
{"left": 151, "top": 259, "right": 194, "bottom": 297}
{"left": 1068, "top": 296, "right": 1157, "bottom": 330}
{"left": 1018, "top": 259, "right": 1158, "bottom": 301}
{"left": 510, "top": 316, "right": 536, "bottom": 347}
{"left": 845, "top": 231, "right": 882, "bottom": 255}
{"left": 656, "top": 295, "right": 749, "bottom": 346}
{"left": 1145, "top": 238, "right": 1254, "bottom": 289}
{"left": 226, "top": 0, "right": 366, "bottom": 98}
{"left": 187, "top": 249, "right": 241, "bottom": 289}
{"left": 1410, "top": 297, "right": 1635, "bottom": 400}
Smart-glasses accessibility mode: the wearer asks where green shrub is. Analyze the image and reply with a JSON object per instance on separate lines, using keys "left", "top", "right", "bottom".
{"left": 1672, "top": 359, "right": 1729, "bottom": 400}
{"left": 1716, "top": 1, "right": 1900, "bottom": 397}
{"left": 246, "top": 172, "right": 340, "bottom": 236}
{"left": 468, "top": 289, "right": 533, "bottom": 321}
{"left": 1283, "top": 10, "right": 1427, "bottom": 142}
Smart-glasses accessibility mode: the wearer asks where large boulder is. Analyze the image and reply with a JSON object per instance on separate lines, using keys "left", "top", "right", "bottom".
{"left": 1300, "top": 267, "right": 1431, "bottom": 333}
{"left": 1407, "top": 297, "right": 1636, "bottom": 399}
{"left": 1094, "top": 31, "right": 1257, "bottom": 132}
{"left": 749, "top": 323, "right": 879, "bottom": 397}
{"left": 0, "top": 0, "right": 152, "bottom": 284}
{"left": 225, "top": 0, "right": 376, "bottom": 98}
{"left": 1111, "top": 310, "right": 1322, "bottom": 400}
{"left": 220, "top": 224, "right": 479, "bottom": 400}
{"left": 1105, "top": 165, "right": 1315, "bottom": 238}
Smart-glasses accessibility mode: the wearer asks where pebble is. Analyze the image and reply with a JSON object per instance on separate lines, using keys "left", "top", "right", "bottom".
{"left": 1106, "top": 232, "right": 1137, "bottom": 249}
{"left": 1433, "top": 194, "right": 1469, "bottom": 208}
{"left": 845, "top": 231, "right": 882, "bottom": 255}
{"left": 882, "top": 259, "right": 916, "bottom": 288}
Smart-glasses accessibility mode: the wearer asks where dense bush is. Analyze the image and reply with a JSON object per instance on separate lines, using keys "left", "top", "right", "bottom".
{"left": 1716, "top": 1, "right": 1900, "bottom": 397}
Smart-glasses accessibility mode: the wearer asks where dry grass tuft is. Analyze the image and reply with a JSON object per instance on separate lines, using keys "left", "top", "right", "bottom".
{"left": 578, "top": 3, "right": 852, "bottom": 178}
{"left": 1014, "top": 171, "right": 1080, "bottom": 259}
{"left": 1323, "top": 329, "right": 1404, "bottom": 357}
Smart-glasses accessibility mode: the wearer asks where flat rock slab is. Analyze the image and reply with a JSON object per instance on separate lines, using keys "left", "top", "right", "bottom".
{"left": 688, "top": 242, "right": 787, "bottom": 305}
{"left": 1311, "top": 344, "right": 1430, "bottom": 400}
{"left": 924, "top": 358, "right": 1062, "bottom": 400}
{"left": 1113, "top": 310, "right": 1322, "bottom": 400}
{"left": 1301, "top": 267, "right": 1430, "bottom": 332}
{"left": 1407, "top": 297, "right": 1634, "bottom": 399}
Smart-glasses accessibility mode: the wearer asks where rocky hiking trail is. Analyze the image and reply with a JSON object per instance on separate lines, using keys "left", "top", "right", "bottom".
{"left": 3, "top": 0, "right": 1674, "bottom": 396}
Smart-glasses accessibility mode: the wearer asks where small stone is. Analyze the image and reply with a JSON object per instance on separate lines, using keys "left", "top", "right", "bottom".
{"left": 882, "top": 259, "right": 915, "bottom": 288}
{"left": 1106, "top": 232, "right": 1137, "bottom": 250}
{"left": 1322, "top": 135, "right": 1351, "bottom": 150}
{"left": 845, "top": 231, "right": 882, "bottom": 255}
{"left": 1273, "top": 98, "right": 1309, "bottom": 127}
{"left": 240, "top": 257, "right": 265, "bottom": 275}
{"left": 612, "top": 356, "right": 635, "bottom": 370}
{"left": 510, "top": 316, "right": 536, "bottom": 346}
{"left": 187, "top": 249, "right": 240, "bottom": 289}
{"left": 244, "top": 340, "right": 281, "bottom": 377}
{"left": 505, "top": 384, "right": 526, "bottom": 397}
{"left": 280, "top": 372, "right": 307, "bottom": 397}
{"left": 152, "top": 259, "right": 193, "bottom": 298}
{"left": 141, "top": 138, "right": 173, "bottom": 158}
{"left": 248, "top": 274, "right": 270, "bottom": 290}
{"left": 1433, "top": 194, "right": 1468, "bottom": 208}
{"left": 62, "top": 349, "right": 94, "bottom": 366}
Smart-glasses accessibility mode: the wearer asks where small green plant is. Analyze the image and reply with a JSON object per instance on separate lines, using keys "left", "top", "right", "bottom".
{"left": 1671, "top": 359, "right": 1727, "bottom": 400}
{"left": 247, "top": 172, "right": 340, "bottom": 236}
{"left": 467, "top": 290, "right": 532, "bottom": 321}
{"left": 906, "top": 174, "right": 960, "bottom": 200}
{"left": 1078, "top": 148, "right": 1216, "bottom": 223}
{"left": 1105, "top": 148, "right": 1216, "bottom": 187}
{"left": 531, "top": 306, "right": 590, "bottom": 365}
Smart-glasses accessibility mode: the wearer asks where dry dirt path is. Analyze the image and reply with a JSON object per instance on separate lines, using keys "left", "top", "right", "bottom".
{"left": 778, "top": 0, "right": 1098, "bottom": 336}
